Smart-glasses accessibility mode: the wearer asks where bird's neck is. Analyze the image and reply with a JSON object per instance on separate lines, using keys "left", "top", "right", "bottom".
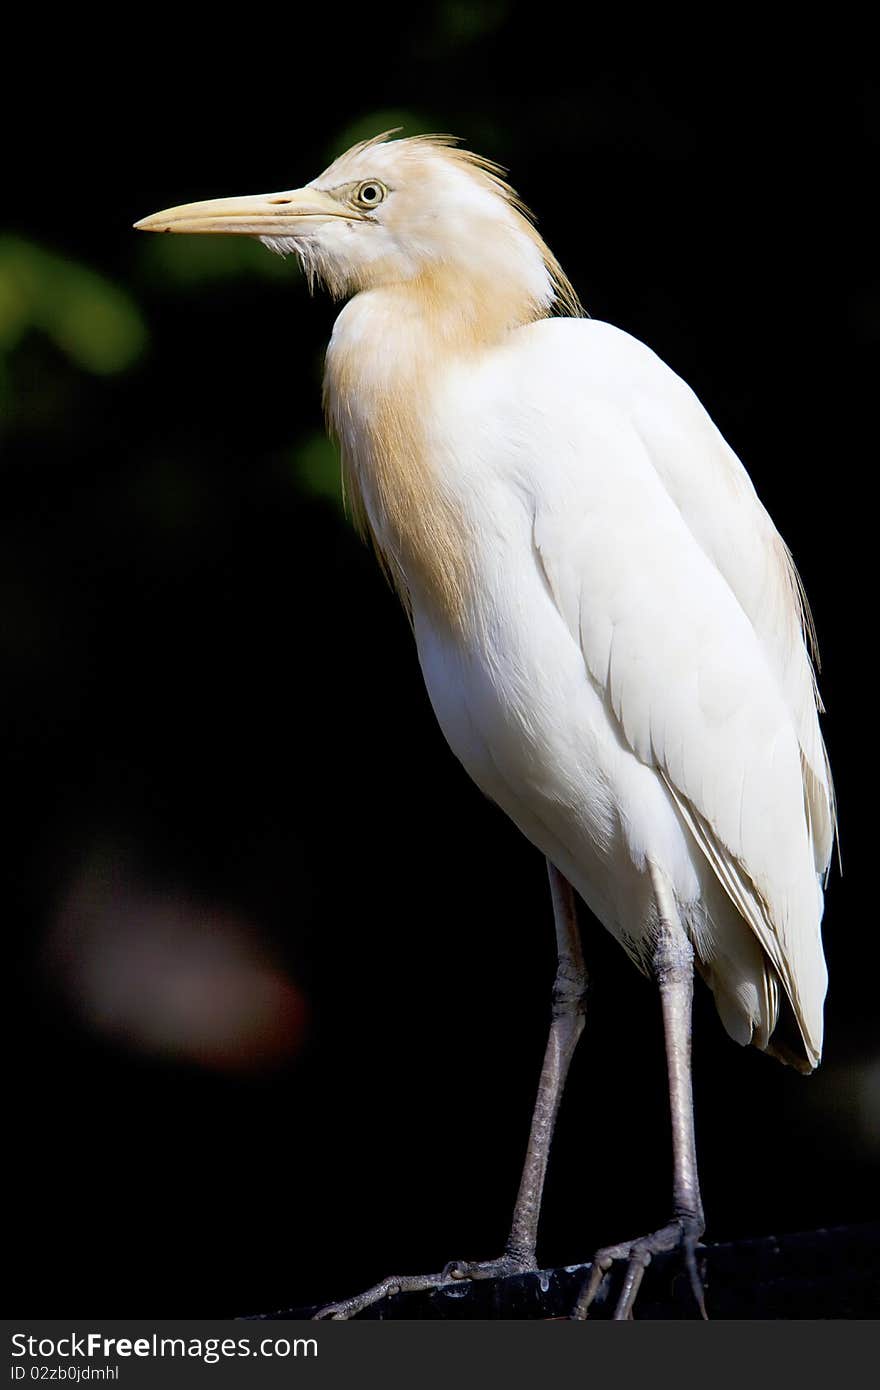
{"left": 324, "top": 277, "right": 536, "bottom": 626}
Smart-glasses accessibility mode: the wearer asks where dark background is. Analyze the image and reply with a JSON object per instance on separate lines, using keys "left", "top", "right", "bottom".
{"left": 4, "top": 9, "right": 875, "bottom": 1315}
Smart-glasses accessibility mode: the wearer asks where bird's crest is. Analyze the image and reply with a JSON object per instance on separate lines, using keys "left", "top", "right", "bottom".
{"left": 321, "top": 130, "right": 585, "bottom": 321}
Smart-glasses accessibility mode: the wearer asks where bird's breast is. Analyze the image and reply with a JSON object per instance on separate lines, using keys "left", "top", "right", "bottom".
{"left": 325, "top": 320, "right": 482, "bottom": 627}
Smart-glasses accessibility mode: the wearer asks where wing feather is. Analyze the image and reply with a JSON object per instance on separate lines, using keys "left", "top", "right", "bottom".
{"left": 527, "top": 342, "right": 830, "bottom": 1065}
{"left": 626, "top": 369, "right": 836, "bottom": 878}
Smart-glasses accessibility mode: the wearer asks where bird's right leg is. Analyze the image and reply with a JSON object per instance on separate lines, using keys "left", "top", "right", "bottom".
{"left": 571, "top": 863, "right": 706, "bottom": 1320}
{"left": 313, "top": 860, "right": 588, "bottom": 1319}
{"left": 445, "top": 861, "right": 588, "bottom": 1281}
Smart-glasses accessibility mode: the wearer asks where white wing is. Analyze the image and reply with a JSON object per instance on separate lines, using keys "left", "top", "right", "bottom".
{"left": 621, "top": 344, "right": 836, "bottom": 877}
{"left": 522, "top": 319, "right": 832, "bottom": 1066}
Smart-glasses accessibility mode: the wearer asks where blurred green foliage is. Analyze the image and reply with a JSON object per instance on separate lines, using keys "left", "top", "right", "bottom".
{"left": 436, "top": 0, "right": 507, "bottom": 45}
{"left": 326, "top": 108, "right": 435, "bottom": 161}
{"left": 0, "top": 236, "right": 147, "bottom": 377}
{"left": 137, "top": 234, "right": 295, "bottom": 287}
{"left": 289, "top": 431, "right": 344, "bottom": 507}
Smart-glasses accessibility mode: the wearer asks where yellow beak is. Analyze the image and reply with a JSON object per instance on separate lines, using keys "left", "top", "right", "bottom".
{"left": 134, "top": 186, "right": 359, "bottom": 235}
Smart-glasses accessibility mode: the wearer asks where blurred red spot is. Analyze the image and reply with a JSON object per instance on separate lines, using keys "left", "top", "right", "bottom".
{"left": 47, "top": 855, "right": 309, "bottom": 1074}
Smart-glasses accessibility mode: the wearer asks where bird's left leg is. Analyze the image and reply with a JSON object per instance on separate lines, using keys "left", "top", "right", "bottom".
{"left": 313, "top": 860, "right": 588, "bottom": 1319}
{"left": 572, "top": 863, "right": 706, "bottom": 1321}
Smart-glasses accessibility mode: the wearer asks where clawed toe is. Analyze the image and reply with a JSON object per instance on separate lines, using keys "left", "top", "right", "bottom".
{"left": 312, "top": 1251, "right": 536, "bottom": 1319}
{"left": 572, "top": 1217, "right": 706, "bottom": 1320}
{"left": 313, "top": 1270, "right": 450, "bottom": 1320}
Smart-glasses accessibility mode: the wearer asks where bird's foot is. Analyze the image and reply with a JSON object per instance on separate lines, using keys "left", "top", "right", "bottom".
{"left": 444, "top": 1250, "right": 537, "bottom": 1282}
{"left": 572, "top": 1214, "right": 706, "bottom": 1320}
{"left": 313, "top": 1250, "right": 536, "bottom": 1319}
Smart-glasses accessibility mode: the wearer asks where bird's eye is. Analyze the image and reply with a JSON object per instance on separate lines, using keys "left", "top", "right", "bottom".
{"left": 354, "top": 180, "right": 387, "bottom": 209}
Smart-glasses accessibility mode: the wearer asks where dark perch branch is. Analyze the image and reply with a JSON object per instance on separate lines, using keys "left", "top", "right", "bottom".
{"left": 251, "top": 1222, "right": 879, "bottom": 1319}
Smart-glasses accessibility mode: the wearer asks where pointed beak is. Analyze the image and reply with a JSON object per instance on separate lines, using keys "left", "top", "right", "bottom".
{"left": 133, "top": 186, "right": 359, "bottom": 235}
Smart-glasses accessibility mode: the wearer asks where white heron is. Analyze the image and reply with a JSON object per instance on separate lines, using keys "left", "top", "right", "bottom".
{"left": 135, "top": 132, "right": 835, "bottom": 1319}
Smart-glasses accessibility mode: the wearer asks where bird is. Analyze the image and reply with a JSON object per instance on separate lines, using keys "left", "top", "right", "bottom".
{"left": 135, "top": 131, "right": 835, "bottom": 1320}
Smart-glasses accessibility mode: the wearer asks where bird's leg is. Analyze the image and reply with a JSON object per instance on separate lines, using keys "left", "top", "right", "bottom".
{"left": 572, "top": 863, "right": 706, "bottom": 1321}
{"left": 447, "top": 860, "right": 588, "bottom": 1281}
{"left": 313, "top": 860, "right": 588, "bottom": 1319}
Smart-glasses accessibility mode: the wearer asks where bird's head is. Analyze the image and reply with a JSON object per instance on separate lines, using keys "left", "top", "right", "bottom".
{"left": 135, "top": 132, "right": 581, "bottom": 330}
